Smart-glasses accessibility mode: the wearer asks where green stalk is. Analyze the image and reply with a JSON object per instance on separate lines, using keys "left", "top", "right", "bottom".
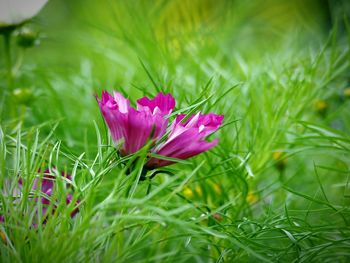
{"left": 3, "top": 31, "right": 14, "bottom": 91}
{"left": 1, "top": 27, "right": 16, "bottom": 120}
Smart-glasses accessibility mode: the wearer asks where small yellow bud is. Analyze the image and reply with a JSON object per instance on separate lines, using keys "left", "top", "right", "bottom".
{"left": 13, "top": 87, "right": 34, "bottom": 105}
{"left": 16, "top": 27, "right": 39, "bottom": 48}
{"left": 195, "top": 185, "right": 203, "bottom": 197}
{"left": 0, "top": 231, "right": 7, "bottom": 244}
{"left": 272, "top": 151, "right": 283, "bottom": 161}
{"left": 314, "top": 100, "right": 328, "bottom": 116}
{"left": 272, "top": 151, "right": 288, "bottom": 171}
{"left": 213, "top": 184, "right": 221, "bottom": 195}
{"left": 344, "top": 88, "right": 350, "bottom": 98}
{"left": 246, "top": 191, "right": 258, "bottom": 204}
{"left": 183, "top": 187, "right": 194, "bottom": 198}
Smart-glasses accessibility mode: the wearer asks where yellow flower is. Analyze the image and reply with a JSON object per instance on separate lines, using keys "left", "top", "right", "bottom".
{"left": 272, "top": 151, "right": 283, "bottom": 160}
{"left": 195, "top": 185, "right": 203, "bottom": 197}
{"left": 183, "top": 186, "right": 194, "bottom": 198}
{"left": 213, "top": 183, "right": 221, "bottom": 195}
{"left": 0, "top": 231, "right": 7, "bottom": 244}
{"left": 272, "top": 150, "right": 288, "bottom": 170}
{"left": 246, "top": 191, "right": 258, "bottom": 204}
{"left": 314, "top": 99, "right": 328, "bottom": 115}
{"left": 183, "top": 185, "right": 203, "bottom": 198}
{"left": 344, "top": 88, "right": 350, "bottom": 98}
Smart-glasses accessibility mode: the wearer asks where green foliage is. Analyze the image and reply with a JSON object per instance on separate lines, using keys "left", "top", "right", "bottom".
{"left": 1, "top": 0, "right": 350, "bottom": 262}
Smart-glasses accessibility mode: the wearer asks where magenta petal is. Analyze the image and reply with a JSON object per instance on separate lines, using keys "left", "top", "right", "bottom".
{"left": 124, "top": 108, "right": 154, "bottom": 153}
{"left": 18, "top": 168, "right": 80, "bottom": 225}
{"left": 176, "top": 113, "right": 224, "bottom": 127}
{"left": 169, "top": 112, "right": 224, "bottom": 139}
{"left": 102, "top": 107, "right": 128, "bottom": 144}
{"left": 34, "top": 169, "right": 69, "bottom": 195}
{"left": 137, "top": 92, "right": 175, "bottom": 115}
{"left": 124, "top": 108, "right": 169, "bottom": 154}
{"left": 196, "top": 113, "right": 224, "bottom": 136}
{"left": 37, "top": 177, "right": 54, "bottom": 195}
{"left": 98, "top": 91, "right": 118, "bottom": 110}
{"left": 148, "top": 128, "right": 218, "bottom": 168}
{"left": 147, "top": 112, "right": 223, "bottom": 168}
{"left": 66, "top": 193, "right": 79, "bottom": 218}
{"left": 98, "top": 91, "right": 175, "bottom": 154}
{"left": 113, "top": 91, "right": 130, "bottom": 113}
{"left": 152, "top": 113, "right": 169, "bottom": 139}
{"left": 98, "top": 91, "right": 129, "bottom": 145}
{"left": 160, "top": 128, "right": 217, "bottom": 157}
{"left": 97, "top": 91, "right": 223, "bottom": 162}
{"left": 176, "top": 113, "right": 224, "bottom": 135}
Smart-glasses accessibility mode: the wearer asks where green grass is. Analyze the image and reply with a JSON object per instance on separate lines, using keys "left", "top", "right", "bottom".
{"left": 1, "top": 0, "right": 350, "bottom": 262}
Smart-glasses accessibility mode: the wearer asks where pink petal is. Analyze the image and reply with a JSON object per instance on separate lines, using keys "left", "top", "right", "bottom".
{"left": 98, "top": 91, "right": 174, "bottom": 155}
{"left": 148, "top": 128, "right": 218, "bottom": 168}
{"left": 18, "top": 168, "right": 80, "bottom": 225}
{"left": 66, "top": 193, "right": 80, "bottom": 218}
{"left": 97, "top": 91, "right": 129, "bottom": 144}
{"left": 124, "top": 108, "right": 154, "bottom": 153}
{"left": 137, "top": 92, "right": 175, "bottom": 115}
{"left": 124, "top": 109, "right": 170, "bottom": 154}
{"left": 113, "top": 92, "right": 130, "bottom": 113}
{"left": 34, "top": 170, "right": 54, "bottom": 194}
{"left": 174, "top": 112, "right": 224, "bottom": 137}
{"left": 147, "top": 112, "right": 223, "bottom": 168}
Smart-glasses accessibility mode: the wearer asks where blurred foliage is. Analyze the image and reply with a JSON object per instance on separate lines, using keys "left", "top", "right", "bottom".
{"left": 1, "top": 0, "right": 350, "bottom": 262}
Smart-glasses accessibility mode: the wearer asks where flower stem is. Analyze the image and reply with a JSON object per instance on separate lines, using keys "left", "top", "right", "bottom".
{"left": 146, "top": 181, "right": 152, "bottom": 195}
{"left": 3, "top": 31, "right": 14, "bottom": 91}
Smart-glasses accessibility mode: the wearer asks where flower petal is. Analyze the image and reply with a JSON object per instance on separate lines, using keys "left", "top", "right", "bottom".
{"left": 98, "top": 91, "right": 175, "bottom": 154}
{"left": 66, "top": 193, "right": 80, "bottom": 218}
{"left": 148, "top": 128, "right": 218, "bottom": 167}
{"left": 97, "top": 91, "right": 129, "bottom": 145}
{"left": 148, "top": 112, "right": 223, "bottom": 168}
{"left": 137, "top": 92, "right": 175, "bottom": 115}
{"left": 113, "top": 91, "right": 130, "bottom": 113}
{"left": 124, "top": 108, "right": 154, "bottom": 153}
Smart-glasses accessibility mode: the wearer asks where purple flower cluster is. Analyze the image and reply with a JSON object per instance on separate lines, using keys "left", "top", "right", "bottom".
{"left": 22, "top": 169, "right": 79, "bottom": 219}
{"left": 97, "top": 91, "right": 224, "bottom": 167}
{"left": 1, "top": 169, "right": 79, "bottom": 227}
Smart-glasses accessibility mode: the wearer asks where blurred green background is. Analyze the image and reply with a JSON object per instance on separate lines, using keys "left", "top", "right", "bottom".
{"left": 2, "top": 0, "right": 349, "bottom": 149}
{"left": 1, "top": 0, "right": 350, "bottom": 261}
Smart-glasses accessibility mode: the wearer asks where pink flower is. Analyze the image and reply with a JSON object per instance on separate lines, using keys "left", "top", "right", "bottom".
{"left": 97, "top": 91, "right": 175, "bottom": 155}
{"left": 97, "top": 91, "right": 223, "bottom": 168}
{"left": 1, "top": 168, "right": 79, "bottom": 226}
{"left": 147, "top": 112, "right": 224, "bottom": 168}
{"left": 23, "top": 169, "right": 80, "bottom": 219}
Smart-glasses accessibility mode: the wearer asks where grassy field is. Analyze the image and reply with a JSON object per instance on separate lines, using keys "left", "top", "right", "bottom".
{"left": 1, "top": 0, "right": 350, "bottom": 262}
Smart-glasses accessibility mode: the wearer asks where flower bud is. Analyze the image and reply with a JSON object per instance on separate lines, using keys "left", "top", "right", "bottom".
{"left": 212, "top": 213, "right": 223, "bottom": 222}
{"left": 183, "top": 186, "right": 194, "bottom": 198}
{"left": 13, "top": 87, "right": 34, "bottom": 105}
{"left": 272, "top": 151, "right": 288, "bottom": 171}
{"left": 344, "top": 88, "right": 350, "bottom": 98}
{"left": 314, "top": 99, "right": 328, "bottom": 116}
{"left": 246, "top": 191, "right": 258, "bottom": 204}
{"left": 16, "top": 27, "right": 38, "bottom": 48}
{"left": 0, "top": 231, "right": 6, "bottom": 244}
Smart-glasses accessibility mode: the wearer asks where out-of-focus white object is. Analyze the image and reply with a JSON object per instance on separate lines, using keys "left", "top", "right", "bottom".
{"left": 0, "top": 0, "right": 48, "bottom": 26}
